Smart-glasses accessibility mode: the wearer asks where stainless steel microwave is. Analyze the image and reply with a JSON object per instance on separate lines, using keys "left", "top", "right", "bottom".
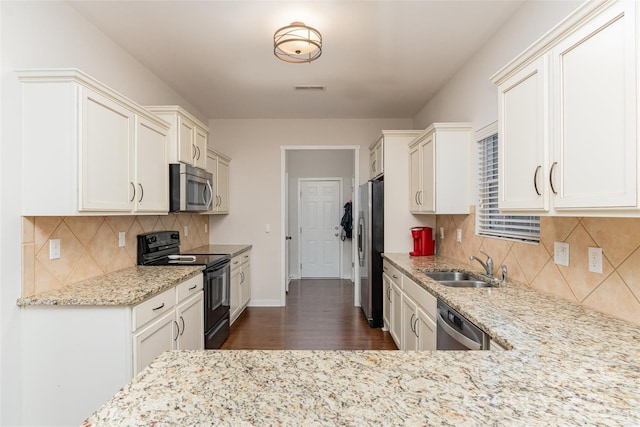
{"left": 169, "top": 163, "right": 213, "bottom": 212}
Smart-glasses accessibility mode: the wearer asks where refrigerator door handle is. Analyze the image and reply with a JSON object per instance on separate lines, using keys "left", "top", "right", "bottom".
{"left": 358, "top": 216, "right": 365, "bottom": 266}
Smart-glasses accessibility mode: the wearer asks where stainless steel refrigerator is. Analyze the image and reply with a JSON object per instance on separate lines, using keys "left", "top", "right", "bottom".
{"left": 358, "top": 180, "right": 384, "bottom": 328}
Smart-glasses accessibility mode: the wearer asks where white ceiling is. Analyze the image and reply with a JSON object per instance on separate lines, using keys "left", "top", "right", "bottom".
{"left": 68, "top": 0, "right": 523, "bottom": 120}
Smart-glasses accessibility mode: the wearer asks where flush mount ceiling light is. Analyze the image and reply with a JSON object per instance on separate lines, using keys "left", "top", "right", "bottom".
{"left": 274, "top": 21, "right": 322, "bottom": 63}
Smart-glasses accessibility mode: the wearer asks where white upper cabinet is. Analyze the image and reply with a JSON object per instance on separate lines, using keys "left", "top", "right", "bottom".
{"left": 206, "top": 148, "right": 231, "bottom": 214}
{"left": 147, "top": 105, "right": 208, "bottom": 169}
{"left": 408, "top": 123, "right": 471, "bottom": 214}
{"left": 369, "top": 135, "right": 384, "bottom": 179}
{"left": 493, "top": 0, "right": 638, "bottom": 216}
{"left": 18, "top": 69, "right": 170, "bottom": 216}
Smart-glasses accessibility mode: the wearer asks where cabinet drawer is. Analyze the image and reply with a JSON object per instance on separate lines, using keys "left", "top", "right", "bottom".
{"left": 240, "top": 251, "right": 251, "bottom": 265}
{"left": 132, "top": 288, "right": 175, "bottom": 332}
{"left": 403, "top": 276, "right": 437, "bottom": 320}
{"left": 230, "top": 255, "right": 242, "bottom": 271}
{"left": 383, "top": 261, "right": 402, "bottom": 288}
{"left": 176, "top": 274, "right": 203, "bottom": 303}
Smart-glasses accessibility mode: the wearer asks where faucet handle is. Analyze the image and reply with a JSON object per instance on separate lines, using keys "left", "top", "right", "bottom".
{"left": 500, "top": 264, "right": 508, "bottom": 284}
{"left": 480, "top": 251, "right": 493, "bottom": 273}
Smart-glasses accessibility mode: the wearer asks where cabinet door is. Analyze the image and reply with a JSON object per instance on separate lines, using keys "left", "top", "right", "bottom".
{"left": 419, "top": 134, "right": 435, "bottom": 213}
{"left": 401, "top": 294, "right": 418, "bottom": 350}
{"left": 229, "top": 267, "right": 241, "bottom": 324}
{"left": 216, "top": 157, "right": 230, "bottom": 213}
{"left": 551, "top": 1, "right": 637, "bottom": 209}
{"left": 382, "top": 272, "right": 391, "bottom": 330}
{"left": 240, "top": 263, "right": 251, "bottom": 307}
{"left": 390, "top": 282, "right": 402, "bottom": 347}
{"left": 409, "top": 143, "right": 421, "bottom": 213}
{"left": 135, "top": 116, "right": 168, "bottom": 213}
{"left": 416, "top": 307, "right": 436, "bottom": 350}
{"left": 132, "top": 310, "right": 176, "bottom": 375}
{"left": 177, "top": 116, "right": 195, "bottom": 165}
{"left": 194, "top": 127, "right": 208, "bottom": 169}
{"left": 80, "top": 88, "right": 134, "bottom": 211}
{"left": 498, "top": 56, "right": 548, "bottom": 212}
{"left": 176, "top": 292, "right": 204, "bottom": 350}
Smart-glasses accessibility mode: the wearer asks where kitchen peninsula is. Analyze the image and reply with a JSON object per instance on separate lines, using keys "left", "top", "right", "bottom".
{"left": 84, "top": 254, "right": 640, "bottom": 426}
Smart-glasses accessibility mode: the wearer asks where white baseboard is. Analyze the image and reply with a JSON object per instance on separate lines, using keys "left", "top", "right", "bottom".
{"left": 247, "top": 299, "right": 283, "bottom": 307}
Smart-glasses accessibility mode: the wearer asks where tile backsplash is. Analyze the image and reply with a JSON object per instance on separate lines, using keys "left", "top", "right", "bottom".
{"left": 437, "top": 206, "right": 640, "bottom": 327}
{"left": 21, "top": 214, "right": 209, "bottom": 297}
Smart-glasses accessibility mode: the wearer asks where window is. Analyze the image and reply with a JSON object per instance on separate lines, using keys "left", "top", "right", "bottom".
{"left": 476, "top": 127, "right": 540, "bottom": 243}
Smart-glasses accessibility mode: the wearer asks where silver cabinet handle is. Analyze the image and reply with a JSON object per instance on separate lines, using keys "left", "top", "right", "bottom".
{"left": 180, "top": 316, "right": 185, "bottom": 336}
{"left": 372, "top": 159, "right": 376, "bottom": 173}
{"left": 392, "top": 274, "right": 398, "bottom": 279}
{"left": 549, "top": 162, "right": 558, "bottom": 195}
{"left": 415, "top": 192, "right": 419, "bottom": 206}
{"left": 138, "top": 183, "right": 144, "bottom": 203}
{"left": 418, "top": 190, "right": 423, "bottom": 206}
{"left": 533, "top": 165, "right": 541, "bottom": 196}
{"left": 174, "top": 320, "right": 179, "bottom": 341}
{"left": 413, "top": 317, "right": 419, "bottom": 338}
{"left": 188, "top": 284, "right": 197, "bottom": 291}
{"left": 196, "top": 146, "right": 201, "bottom": 160}
{"left": 410, "top": 313, "right": 416, "bottom": 333}
{"left": 129, "top": 182, "right": 135, "bottom": 202}
{"left": 152, "top": 303, "right": 165, "bottom": 311}
{"left": 192, "top": 144, "right": 197, "bottom": 160}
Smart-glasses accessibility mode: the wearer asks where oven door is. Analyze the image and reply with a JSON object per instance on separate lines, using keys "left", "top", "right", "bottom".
{"left": 204, "top": 261, "right": 230, "bottom": 333}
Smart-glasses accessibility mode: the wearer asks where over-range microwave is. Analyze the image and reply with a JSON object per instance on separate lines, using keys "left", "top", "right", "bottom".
{"left": 169, "top": 163, "right": 213, "bottom": 212}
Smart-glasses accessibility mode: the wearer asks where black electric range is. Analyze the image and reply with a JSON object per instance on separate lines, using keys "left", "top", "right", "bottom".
{"left": 137, "top": 231, "right": 231, "bottom": 349}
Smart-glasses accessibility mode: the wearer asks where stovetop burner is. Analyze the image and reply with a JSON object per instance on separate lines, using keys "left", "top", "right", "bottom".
{"left": 137, "top": 231, "right": 228, "bottom": 268}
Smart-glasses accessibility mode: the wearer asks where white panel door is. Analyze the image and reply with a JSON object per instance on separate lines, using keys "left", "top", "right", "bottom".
{"left": 300, "top": 180, "right": 340, "bottom": 278}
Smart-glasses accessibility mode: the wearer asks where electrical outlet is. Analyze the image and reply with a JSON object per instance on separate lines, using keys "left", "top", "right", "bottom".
{"left": 118, "top": 232, "right": 126, "bottom": 247}
{"left": 588, "top": 247, "right": 603, "bottom": 274}
{"left": 554, "top": 242, "right": 569, "bottom": 267}
{"left": 440, "top": 227, "right": 444, "bottom": 239}
{"left": 204, "top": 223, "right": 208, "bottom": 233}
{"left": 456, "top": 229, "right": 462, "bottom": 243}
{"left": 49, "top": 239, "right": 61, "bottom": 260}
{"left": 184, "top": 225, "right": 189, "bottom": 237}
{"left": 266, "top": 224, "right": 270, "bottom": 233}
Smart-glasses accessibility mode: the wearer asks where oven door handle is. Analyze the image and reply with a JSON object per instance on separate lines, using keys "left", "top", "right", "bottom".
{"left": 437, "top": 308, "right": 481, "bottom": 350}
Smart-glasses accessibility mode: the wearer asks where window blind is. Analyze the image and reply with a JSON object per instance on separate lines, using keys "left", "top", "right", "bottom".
{"left": 476, "top": 133, "right": 540, "bottom": 243}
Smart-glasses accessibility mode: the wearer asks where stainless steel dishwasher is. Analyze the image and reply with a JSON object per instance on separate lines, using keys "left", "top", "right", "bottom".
{"left": 437, "top": 299, "right": 489, "bottom": 350}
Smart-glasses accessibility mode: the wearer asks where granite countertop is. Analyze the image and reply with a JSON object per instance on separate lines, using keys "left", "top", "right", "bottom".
{"left": 84, "top": 254, "right": 640, "bottom": 426}
{"left": 186, "top": 244, "right": 252, "bottom": 258}
{"left": 16, "top": 265, "right": 203, "bottom": 306}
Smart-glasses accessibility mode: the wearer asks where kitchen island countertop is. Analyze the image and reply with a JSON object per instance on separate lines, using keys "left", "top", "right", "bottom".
{"left": 84, "top": 254, "right": 640, "bottom": 426}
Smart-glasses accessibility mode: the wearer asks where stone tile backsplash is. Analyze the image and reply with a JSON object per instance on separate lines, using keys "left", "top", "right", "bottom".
{"left": 437, "top": 207, "right": 640, "bottom": 326}
{"left": 22, "top": 214, "right": 209, "bottom": 297}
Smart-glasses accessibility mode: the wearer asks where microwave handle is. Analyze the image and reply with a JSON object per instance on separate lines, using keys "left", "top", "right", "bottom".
{"left": 204, "top": 180, "right": 213, "bottom": 209}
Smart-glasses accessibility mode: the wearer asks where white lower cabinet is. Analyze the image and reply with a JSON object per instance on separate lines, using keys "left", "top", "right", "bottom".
{"left": 230, "top": 250, "right": 252, "bottom": 325}
{"left": 20, "top": 273, "right": 203, "bottom": 426}
{"left": 383, "top": 260, "right": 437, "bottom": 351}
{"left": 400, "top": 276, "right": 437, "bottom": 350}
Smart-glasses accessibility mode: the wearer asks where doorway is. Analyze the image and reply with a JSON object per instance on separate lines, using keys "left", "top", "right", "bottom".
{"left": 298, "top": 178, "right": 342, "bottom": 278}
{"left": 280, "top": 146, "right": 360, "bottom": 306}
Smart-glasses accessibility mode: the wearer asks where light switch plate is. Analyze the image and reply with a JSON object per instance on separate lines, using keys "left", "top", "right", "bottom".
{"left": 183, "top": 225, "right": 189, "bottom": 237}
{"left": 440, "top": 227, "right": 444, "bottom": 239}
{"left": 456, "top": 229, "right": 462, "bottom": 243}
{"left": 588, "top": 247, "right": 603, "bottom": 274}
{"left": 554, "top": 242, "right": 569, "bottom": 267}
{"left": 118, "top": 232, "right": 126, "bottom": 247}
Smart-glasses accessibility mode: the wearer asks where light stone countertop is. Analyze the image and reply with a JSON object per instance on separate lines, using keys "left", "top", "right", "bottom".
{"left": 185, "top": 244, "right": 252, "bottom": 258}
{"left": 83, "top": 254, "right": 640, "bottom": 426}
{"left": 16, "top": 265, "right": 203, "bottom": 306}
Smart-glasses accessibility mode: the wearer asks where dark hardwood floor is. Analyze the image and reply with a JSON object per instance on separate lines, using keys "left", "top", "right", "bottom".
{"left": 220, "top": 279, "right": 398, "bottom": 350}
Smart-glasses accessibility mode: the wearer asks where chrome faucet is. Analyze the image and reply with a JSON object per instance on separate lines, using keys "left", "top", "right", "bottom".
{"left": 470, "top": 251, "right": 493, "bottom": 277}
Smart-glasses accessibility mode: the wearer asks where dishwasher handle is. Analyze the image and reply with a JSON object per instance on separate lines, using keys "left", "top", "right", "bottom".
{"left": 437, "top": 308, "right": 482, "bottom": 350}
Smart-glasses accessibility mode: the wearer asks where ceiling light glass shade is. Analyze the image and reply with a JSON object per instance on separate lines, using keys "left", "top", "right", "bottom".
{"left": 274, "top": 21, "right": 322, "bottom": 63}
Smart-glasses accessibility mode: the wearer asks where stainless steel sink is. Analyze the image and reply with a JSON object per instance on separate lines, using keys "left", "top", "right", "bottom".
{"left": 423, "top": 271, "right": 495, "bottom": 288}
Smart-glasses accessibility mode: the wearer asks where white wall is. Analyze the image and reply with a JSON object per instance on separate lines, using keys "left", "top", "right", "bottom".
{"left": 207, "top": 118, "right": 411, "bottom": 305}
{"left": 0, "top": 1, "right": 204, "bottom": 424}
{"left": 413, "top": 0, "right": 582, "bottom": 130}
{"left": 287, "top": 150, "right": 355, "bottom": 280}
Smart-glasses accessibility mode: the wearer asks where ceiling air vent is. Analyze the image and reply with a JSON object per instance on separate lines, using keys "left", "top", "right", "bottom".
{"left": 294, "top": 85, "right": 326, "bottom": 92}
